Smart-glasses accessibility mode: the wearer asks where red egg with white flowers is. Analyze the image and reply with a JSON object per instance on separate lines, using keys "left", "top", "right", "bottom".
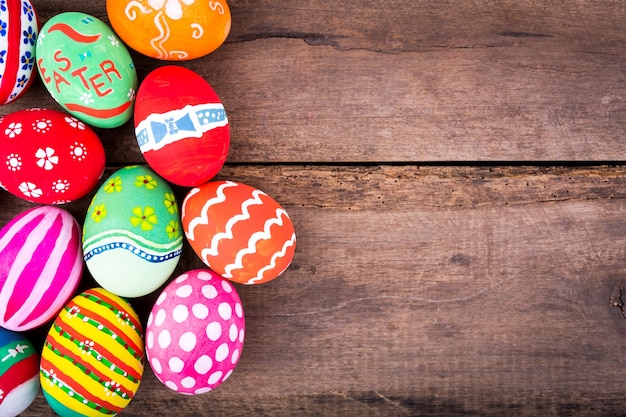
{"left": 181, "top": 181, "right": 296, "bottom": 285}
{"left": 0, "top": 108, "right": 105, "bottom": 204}
{"left": 134, "top": 65, "right": 229, "bottom": 187}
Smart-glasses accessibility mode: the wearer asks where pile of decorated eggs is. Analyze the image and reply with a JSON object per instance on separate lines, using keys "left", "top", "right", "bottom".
{"left": 0, "top": 0, "right": 297, "bottom": 416}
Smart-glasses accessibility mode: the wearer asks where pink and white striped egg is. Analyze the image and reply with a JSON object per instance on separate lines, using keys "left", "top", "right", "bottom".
{"left": 0, "top": 205, "right": 82, "bottom": 331}
{"left": 145, "top": 269, "right": 245, "bottom": 395}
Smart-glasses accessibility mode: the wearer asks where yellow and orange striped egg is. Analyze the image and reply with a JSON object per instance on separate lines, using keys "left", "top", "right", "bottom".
{"left": 181, "top": 181, "right": 296, "bottom": 285}
{"left": 40, "top": 287, "right": 144, "bottom": 416}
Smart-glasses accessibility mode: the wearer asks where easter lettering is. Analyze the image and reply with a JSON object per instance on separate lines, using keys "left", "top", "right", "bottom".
{"left": 36, "top": 12, "right": 138, "bottom": 128}
{"left": 38, "top": 52, "right": 121, "bottom": 97}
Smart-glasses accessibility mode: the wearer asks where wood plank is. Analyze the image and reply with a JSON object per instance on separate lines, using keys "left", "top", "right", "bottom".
{"left": 1, "top": 1, "right": 624, "bottom": 162}
{"left": 208, "top": 38, "right": 626, "bottom": 162}
{"left": 4, "top": 0, "right": 626, "bottom": 414}
{"left": 8, "top": 165, "right": 626, "bottom": 415}
{"left": 228, "top": 0, "right": 626, "bottom": 54}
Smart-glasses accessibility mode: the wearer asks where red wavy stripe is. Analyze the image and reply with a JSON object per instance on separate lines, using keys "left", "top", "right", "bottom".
{"left": 48, "top": 23, "right": 101, "bottom": 43}
{"left": 65, "top": 101, "right": 131, "bottom": 119}
{"left": 40, "top": 355, "right": 122, "bottom": 414}
{"left": 65, "top": 299, "right": 143, "bottom": 359}
{"left": 43, "top": 338, "right": 136, "bottom": 399}
{"left": 0, "top": 0, "right": 23, "bottom": 103}
{"left": 54, "top": 317, "right": 142, "bottom": 382}
{"left": 84, "top": 289, "right": 142, "bottom": 334}
{"left": 0, "top": 354, "right": 38, "bottom": 400}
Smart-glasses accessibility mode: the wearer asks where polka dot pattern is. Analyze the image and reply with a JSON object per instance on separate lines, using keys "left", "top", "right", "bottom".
{"left": 145, "top": 269, "right": 245, "bottom": 394}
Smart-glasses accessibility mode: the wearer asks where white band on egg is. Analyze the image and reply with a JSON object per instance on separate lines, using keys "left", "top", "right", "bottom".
{"left": 135, "top": 103, "right": 228, "bottom": 153}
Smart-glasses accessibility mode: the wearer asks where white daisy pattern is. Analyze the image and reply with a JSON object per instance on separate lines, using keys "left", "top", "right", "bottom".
{"left": 65, "top": 116, "right": 85, "bottom": 130}
{"left": 32, "top": 118, "right": 52, "bottom": 133}
{"left": 70, "top": 142, "right": 87, "bottom": 161}
{"left": 5, "top": 153, "right": 22, "bottom": 171}
{"left": 35, "top": 147, "right": 59, "bottom": 170}
{"left": 5, "top": 122, "right": 22, "bottom": 138}
{"left": 80, "top": 92, "right": 94, "bottom": 104}
{"left": 19, "top": 181, "right": 42, "bottom": 198}
{"left": 52, "top": 179, "right": 70, "bottom": 193}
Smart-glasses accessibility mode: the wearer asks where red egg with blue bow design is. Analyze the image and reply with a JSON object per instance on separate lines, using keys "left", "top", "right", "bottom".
{"left": 134, "top": 65, "right": 230, "bottom": 187}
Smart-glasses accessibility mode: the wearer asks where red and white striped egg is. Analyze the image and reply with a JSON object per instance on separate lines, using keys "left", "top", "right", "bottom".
{"left": 0, "top": 108, "right": 106, "bottom": 204}
{"left": 181, "top": 181, "right": 296, "bottom": 285}
{"left": 0, "top": 205, "right": 82, "bottom": 331}
{"left": 0, "top": 0, "right": 39, "bottom": 104}
{"left": 145, "top": 269, "right": 245, "bottom": 395}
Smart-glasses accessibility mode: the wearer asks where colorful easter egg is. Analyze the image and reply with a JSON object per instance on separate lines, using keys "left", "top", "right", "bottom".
{"left": 36, "top": 12, "right": 138, "bottom": 128}
{"left": 106, "top": 0, "right": 231, "bottom": 60}
{"left": 146, "top": 269, "right": 244, "bottom": 394}
{"left": 40, "top": 288, "right": 144, "bottom": 417}
{"left": 0, "top": 0, "right": 39, "bottom": 104}
{"left": 0, "top": 328, "right": 39, "bottom": 417}
{"left": 0, "top": 206, "right": 82, "bottom": 331}
{"left": 83, "top": 165, "right": 183, "bottom": 298}
{"left": 181, "top": 181, "right": 296, "bottom": 285}
{"left": 134, "top": 65, "right": 229, "bottom": 187}
{"left": 0, "top": 108, "right": 106, "bottom": 204}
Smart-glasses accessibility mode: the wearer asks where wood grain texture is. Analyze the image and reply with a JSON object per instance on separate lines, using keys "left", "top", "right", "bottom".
{"left": 1, "top": 0, "right": 626, "bottom": 415}
{"left": 5, "top": 166, "right": 626, "bottom": 416}
{"left": 3, "top": 0, "right": 625, "bottom": 162}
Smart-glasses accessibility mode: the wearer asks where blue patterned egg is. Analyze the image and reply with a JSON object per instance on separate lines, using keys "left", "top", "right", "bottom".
{"left": 82, "top": 165, "right": 183, "bottom": 298}
{"left": 0, "top": 0, "right": 39, "bottom": 104}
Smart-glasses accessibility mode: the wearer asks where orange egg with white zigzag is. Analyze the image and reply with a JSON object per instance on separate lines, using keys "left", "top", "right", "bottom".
{"left": 181, "top": 181, "right": 296, "bottom": 285}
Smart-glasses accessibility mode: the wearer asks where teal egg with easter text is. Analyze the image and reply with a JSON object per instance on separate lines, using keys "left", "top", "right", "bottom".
{"left": 36, "top": 12, "right": 137, "bottom": 128}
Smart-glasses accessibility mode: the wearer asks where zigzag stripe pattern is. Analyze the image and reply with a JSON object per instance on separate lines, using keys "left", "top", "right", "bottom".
{"left": 182, "top": 181, "right": 296, "bottom": 284}
{"left": 83, "top": 229, "right": 183, "bottom": 253}
{"left": 202, "top": 189, "right": 266, "bottom": 257}
{"left": 246, "top": 233, "right": 297, "bottom": 284}
{"left": 220, "top": 208, "right": 291, "bottom": 278}
{"left": 185, "top": 181, "right": 237, "bottom": 241}
{"left": 83, "top": 242, "right": 182, "bottom": 263}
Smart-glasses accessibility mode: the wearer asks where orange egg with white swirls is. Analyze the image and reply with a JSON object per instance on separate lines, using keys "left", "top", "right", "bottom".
{"left": 106, "top": 0, "right": 231, "bottom": 60}
{"left": 181, "top": 181, "right": 297, "bottom": 285}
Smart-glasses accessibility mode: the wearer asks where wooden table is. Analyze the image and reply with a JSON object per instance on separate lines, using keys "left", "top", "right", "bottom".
{"left": 2, "top": 0, "right": 626, "bottom": 415}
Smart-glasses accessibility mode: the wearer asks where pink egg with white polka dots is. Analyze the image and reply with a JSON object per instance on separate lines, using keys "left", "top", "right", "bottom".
{"left": 145, "top": 269, "right": 245, "bottom": 395}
